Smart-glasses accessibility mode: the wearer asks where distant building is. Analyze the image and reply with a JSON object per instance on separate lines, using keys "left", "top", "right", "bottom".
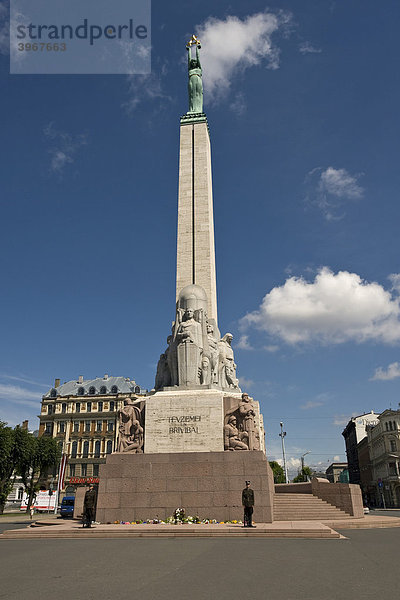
{"left": 342, "top": 412, "right": 380, "bottom": 484}
{"left": 39, "top": 374, "right": 146, "bottom": 495}
{"left": 357, "top": 436, "right": 374, "bottom": 504}
{"left": 325, "top": 462, "right": 348, "bottom": 483}
{"left": 367, "top": 409, "right": 400, "bottom": 507}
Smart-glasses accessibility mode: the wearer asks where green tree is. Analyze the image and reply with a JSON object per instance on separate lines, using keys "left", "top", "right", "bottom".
{"left": 293, "top": 466, "right": 313, "bottom": 483}
{"left": 0, "top": 422, "right": 18, "bottom": 514}
{"left": 16, "top": 430, "right": 60, "bottom": 513}
{"left": 269, "top": 460, "right": 286, "bottom": 483}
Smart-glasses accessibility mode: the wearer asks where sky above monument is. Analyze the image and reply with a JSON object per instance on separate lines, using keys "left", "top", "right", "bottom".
{"left": 1, "top": 0, "right": 399, "bottom": 476}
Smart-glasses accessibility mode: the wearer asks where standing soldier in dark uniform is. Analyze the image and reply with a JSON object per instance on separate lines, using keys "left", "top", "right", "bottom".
{"left": 82, "top": 484, "right": 97, "bottom": 528}
{"left": 242, "top": 480, "right": 255, "bottom": 527}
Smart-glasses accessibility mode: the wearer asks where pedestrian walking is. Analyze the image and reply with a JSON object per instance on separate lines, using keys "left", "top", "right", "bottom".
{"left": 242, "top": 480, "right": 255, "bottom": 527}
{"left": 82, "top": 484, "right": 97, "bottom": 528}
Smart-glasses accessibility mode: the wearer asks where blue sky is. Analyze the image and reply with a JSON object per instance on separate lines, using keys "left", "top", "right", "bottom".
{"left": 1, "top": 0, "right": 400, "bottom": 476}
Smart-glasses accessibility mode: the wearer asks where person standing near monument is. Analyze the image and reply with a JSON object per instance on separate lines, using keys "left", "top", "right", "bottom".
{"left": 242, "top": 481, "right": 255, "bottom": 527}
{"left": 82, "top": 484, "right": 97, "bottom": 528}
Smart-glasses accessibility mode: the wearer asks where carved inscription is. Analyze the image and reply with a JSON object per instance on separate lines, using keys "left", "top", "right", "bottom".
{"left": 168, "top": 415, "right": 201, "bottom": 434}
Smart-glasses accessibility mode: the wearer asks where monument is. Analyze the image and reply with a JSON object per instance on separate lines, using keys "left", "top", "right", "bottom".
{"left": 96, "top": 36, "right": 275, "bottom": 523}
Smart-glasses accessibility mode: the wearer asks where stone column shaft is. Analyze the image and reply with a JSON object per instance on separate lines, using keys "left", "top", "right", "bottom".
{"left": 176, "top": 119, "right": 218, "bottom": 325}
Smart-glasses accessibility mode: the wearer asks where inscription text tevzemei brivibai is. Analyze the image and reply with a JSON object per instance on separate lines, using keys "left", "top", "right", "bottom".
{"left": 168, "top": 415, "right": 201, "bottom": 434}
{"left": 10, "top": 0, "right": 151, "bottom": 74}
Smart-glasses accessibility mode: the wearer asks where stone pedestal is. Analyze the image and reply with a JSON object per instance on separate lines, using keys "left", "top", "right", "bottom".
{"left": 96, "top": 450, "right": 275, "bottom": 523}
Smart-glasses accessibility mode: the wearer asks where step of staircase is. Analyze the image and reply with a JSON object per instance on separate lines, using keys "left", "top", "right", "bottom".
{"left": 273, "top": 493, "right": 350, "bottom": 521}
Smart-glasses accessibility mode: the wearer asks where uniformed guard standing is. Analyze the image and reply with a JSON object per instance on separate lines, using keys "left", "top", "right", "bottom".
{"left": 82, "top": 484, "right": 97, "bottom": 528}
{"left": 242, "top": 480, "right": 255, "bottom": 527}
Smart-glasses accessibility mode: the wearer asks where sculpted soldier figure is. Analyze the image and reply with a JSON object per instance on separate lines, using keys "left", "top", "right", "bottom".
{"left": 176, "top": 308, "right": 203, "bottom": 348}
{"left": 206, "top": 323, "right": 219, "bottom": 384}
{"left": 224, "top": 415, "right": 249, "bottom": 451}
{"left": 120, "top": 419, "right": 144, "bottom": 453}
{"left": 117, "top": 399, "right": 143, "bottom": 453}
{"left": 239, "top": 393, "right": 258, "bottom": 451}
{"left": 218, "top": 333, "right": 239, "bottom": 389}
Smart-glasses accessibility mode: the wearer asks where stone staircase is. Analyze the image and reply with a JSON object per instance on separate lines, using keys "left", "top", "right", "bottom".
{"left": 274, "top": 493, "right": 351, "bottom": 521}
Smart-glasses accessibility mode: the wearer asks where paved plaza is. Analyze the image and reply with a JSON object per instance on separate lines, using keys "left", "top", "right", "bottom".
{"left": 1, "top": 513, "right": 399, "bottom": 600}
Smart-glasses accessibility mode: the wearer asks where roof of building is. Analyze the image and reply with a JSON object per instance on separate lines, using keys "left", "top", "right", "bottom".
{"left": 43, "top": 375, "right": 146, "bottom": 398}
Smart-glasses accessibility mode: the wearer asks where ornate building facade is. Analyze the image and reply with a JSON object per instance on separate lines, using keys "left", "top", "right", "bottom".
{"left": 367, "top": 409, "right": 400, "bottom": 507}
{"left": 39, "top": 375, "right": 146, "bottom": 493}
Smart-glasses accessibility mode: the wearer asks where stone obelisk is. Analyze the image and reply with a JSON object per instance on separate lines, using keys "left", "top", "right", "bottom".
{"left": 96, "top": 37, "right": 273, "bottom": 524}
{"left": 176, "top": 39, "right": 218, "bottom": 326}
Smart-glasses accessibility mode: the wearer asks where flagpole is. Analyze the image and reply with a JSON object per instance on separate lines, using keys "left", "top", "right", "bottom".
{"left": 54, "top": 453, "right": 67, "bottom": 515}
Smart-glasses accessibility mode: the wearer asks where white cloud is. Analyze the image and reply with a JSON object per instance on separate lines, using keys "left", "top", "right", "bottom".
{"left": 238, "top": 376, "right": 254, "bottom": 389}
{"left": 263, "top": 344, "right": 279, "bottom": 353}
{"left": 0, "top": 383, "right": 42, "bottom": 404}
{"left": 371, "top": 361, "right": 400, "bottom": 381}
{"left": 195, "top": 10, "right": 292, "bottom": 102}
{"left": 43, "top": 122, "right": 88, "bottom": 174}
{"left": 123, "top": 72, "right": 171, "bottom": 114}
{"left": 1, "top": 374, "right": 48, "bottom": 387}
{"left": 237, "top": 335, "right": 254, "bottom": 350}
{"left": 306, "top": 166, "right": 364, "bottom": 220}
{"left": 333, "top": 413, "right": 358, "bottom": 426}
{"left": 299, "top": 42, "right": 322, "bottom": 54}
{"left": 230, "top": 92, "right": 246, "bottom": 116}
{"left": 241, "top": 267, "right": 400, "bottom": 345}
{"left": 301, "top": 400, "right": 324, "bottom": 410}
{"left": 389, "top": 273, "right": 400, "bottom": 294}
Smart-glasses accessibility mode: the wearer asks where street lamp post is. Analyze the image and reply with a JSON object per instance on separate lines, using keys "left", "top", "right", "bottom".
{"left": 279, "top": 422, "right": 289, "bottom": 483}
{"left": 301, "top": 451, "right": 311, "bottom": 481}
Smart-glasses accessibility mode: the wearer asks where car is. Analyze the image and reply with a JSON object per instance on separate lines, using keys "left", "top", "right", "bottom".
{"left": 363, "top": 506, "right": 370, "bottom": 514}
{"left": 60, "top": 496, "right": 75, "bottom": 518}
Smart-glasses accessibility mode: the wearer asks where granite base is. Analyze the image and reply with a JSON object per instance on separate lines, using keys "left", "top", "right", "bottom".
{"left": 96, "top": 451, "right": 274, "bottom": 523}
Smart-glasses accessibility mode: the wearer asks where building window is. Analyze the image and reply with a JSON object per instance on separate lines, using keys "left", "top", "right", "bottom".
{"left": 48, "top": 404, "right": 53, "bottom": 415}
{"left": 44, "top": 422, "right": 52, "bottom": 434}
{"left": 107, "top": 421, "right": 114, "bottom": 433}
{"left": 386, "top": 423, "right": 389, "bottom": 431}
{"left": 71, "top": 441, "right": 78, "bottom": 458}
{"left": 109, "top": 401, "right": 115, "bottom": 411}
{"left": 87, "top": 402, "right": 92, "bottom": 413}
{"left": 69, "top": 464, "right": 75, "bottom": 476}
{"left": 100, "top": 386, "right": 107, "bottom": 395}
{"left": 98, "top": 401, "right": 103, "bottom": 412}
{"left": 50, "top": 388, "right": 57, "bottom": 398}
{"left": 89, "top": 386, "right": 96, "bottom": 395}
{"left": 93, "top": 464, "right": 99, "bottom": 476}
{"left": 94, "top": 440, "right": 101, "bottom": 458}
{"left": 135, "top": 386, "right": 140, "bottom": 394}
{"left": 106, "top": 440, "right": 113, "bottom": 454}
{"left": 85, "top": 421, "right": 91, "bottom": 433}
{"left": 111, "top": 385, "right": 118, "bottom": 394}
{"left": 78, "top": 387, "right": 85, "bottom": 396}
{"left": 81, "top": 463, "right": 87, "bottom": 476}
{"left": 76, "top": 402, "right": 81, "bottom": 413}
{"left": 61, "top": 403, "right": 67, "bottom": 414}
{"left": 58, "top": 422, "right": 65, "bottom": 433}
{"left": 73, "top": 421, "right": 79, "bottom": 433}
{"left": 83, "top": 441, "right": 89, "bottom": 458}
{"left": 96, "top": 421, "right": 103, "bottom": 432}
{"left": 18, "top": 487, "right": 24, "bottom": 501}
{"left": 390, "top": 440, "right": 397, "bottom": 452}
